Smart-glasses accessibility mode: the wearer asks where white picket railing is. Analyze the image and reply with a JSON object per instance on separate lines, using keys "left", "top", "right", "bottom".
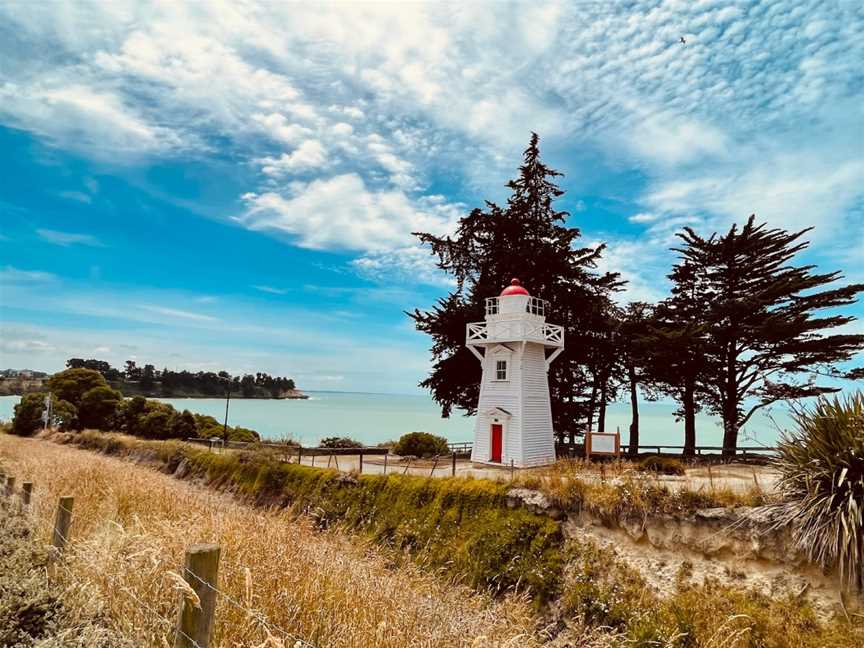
{"left": 465, "top": 320, "right": 564, "bottom": 347}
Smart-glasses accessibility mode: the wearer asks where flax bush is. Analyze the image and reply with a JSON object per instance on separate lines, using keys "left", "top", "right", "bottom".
{"left": 768, "top": 392, "right": 864, "bottom": 591}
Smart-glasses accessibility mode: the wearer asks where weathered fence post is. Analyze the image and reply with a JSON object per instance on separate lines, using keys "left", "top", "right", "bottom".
{"left": 383, "top": 453, "right": 388, "bottom": 475}
{"left": 52, "top": 496, "right": 74, "bottom": 552}
{"left": 429, "top": 456, "right": 439, "bottom": 478}
{"left": 451, "top": 453, "right": 457, "bottom": 476}
{"left": 5, "top": 476, "right": 15, "bottom": 497}
{"left": 21, "top": 482, "right": 33, "bottom": 506}
{"left": 297, "top": 446, "right": 302, "bottom": 465}
{"left": 359, "top": 450, "right": 364, "bottom": 474}
{"left": 510, "top": 459, "right": 515, "bottom": 480}
{"left": 174, "top": 543, "right": 220, "bottom": 648}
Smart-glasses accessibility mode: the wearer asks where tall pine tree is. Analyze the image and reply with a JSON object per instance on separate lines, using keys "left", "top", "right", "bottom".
{"left": 410, "top": 134, "right": 622, "bottom": 437}
{"left": 676, "top": 215, "right": 864, "bottom": 454}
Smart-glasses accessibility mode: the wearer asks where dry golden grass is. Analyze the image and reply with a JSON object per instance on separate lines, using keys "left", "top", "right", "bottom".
{"left": 0, "top": 435, "right": 545, "bottom": 648}
{"left": 520, "top": 458, "right": 772, "bottom": 518}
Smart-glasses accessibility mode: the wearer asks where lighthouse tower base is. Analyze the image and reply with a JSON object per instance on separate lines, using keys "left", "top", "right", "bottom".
{"left": 468, "top": 342, "right": 557, "bottom": 469}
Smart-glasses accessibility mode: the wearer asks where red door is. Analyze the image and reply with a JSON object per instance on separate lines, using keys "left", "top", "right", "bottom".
{"left": 490, "top": 424, "right": 503, "bottom": 463}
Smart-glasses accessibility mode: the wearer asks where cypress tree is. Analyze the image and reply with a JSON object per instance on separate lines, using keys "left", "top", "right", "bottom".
{"left": 410, "top": 134, "right": 622, "bottom": 436}
{"left": 675, "top": 215, "right": 864, "bottom": 455}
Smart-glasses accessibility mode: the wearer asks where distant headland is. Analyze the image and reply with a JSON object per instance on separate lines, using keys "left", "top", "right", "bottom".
{"left": 0, "top": 359, "right": 307, "bottom": 400}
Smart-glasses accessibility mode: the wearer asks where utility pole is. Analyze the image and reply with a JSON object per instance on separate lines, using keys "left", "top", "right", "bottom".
{"left": 222, "top": 380, "right": 232, "bottom": 438}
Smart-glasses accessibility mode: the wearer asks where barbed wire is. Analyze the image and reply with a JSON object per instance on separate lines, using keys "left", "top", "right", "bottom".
{"left": 183, "top": 566, "right": 317, "bottom": 648}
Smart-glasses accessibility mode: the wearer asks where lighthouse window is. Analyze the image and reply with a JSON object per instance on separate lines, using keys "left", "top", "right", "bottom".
{"left": 495, "top": 360, "right": 508, "bottom": 381}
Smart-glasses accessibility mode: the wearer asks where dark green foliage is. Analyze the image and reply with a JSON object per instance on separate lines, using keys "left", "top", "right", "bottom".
{"left": 637, "top": 455, "right": 686, "bottom": 476}
{"left": 11, "top": 393, "right": 46, "bottom": 436}
{"left": 769, "top": 392, "right": 864, "bottom": 591}
{"left": 46, "top": 368, "right": 108, "bottom": 409}
{"left": 51, "top": 399, "right": 78, "bottom": 431}
{"left": 673, "top": 216, "right": 864, "bottom": 454}
{"left": 78, "top": 386, "right": 123, "bottom": 430}
{"left": 393, "top": 432, "right": 449, "bottom": 457}
{"left": 319, "top": 436, "right": 363, "bottom": 448}
{"left": 68, "top": 357, "right": 297, "bottom": 398}
{"left": 410, "top": 134, "right": 623, "bottom": 439}
{"left": 169, "top": 409, "right": 197, "bottom": 439}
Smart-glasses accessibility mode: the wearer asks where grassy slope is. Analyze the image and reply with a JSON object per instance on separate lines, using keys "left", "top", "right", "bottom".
{"left": 21, "top": 430, "right": 864, "bottom": 647}
{"left": 0, "top": 435, "right": 543, "bottom": 647}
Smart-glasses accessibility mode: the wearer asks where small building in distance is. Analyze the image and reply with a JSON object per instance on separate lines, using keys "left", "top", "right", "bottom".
{"left": 465, "top": 278, "right": 564, "bottom": 467}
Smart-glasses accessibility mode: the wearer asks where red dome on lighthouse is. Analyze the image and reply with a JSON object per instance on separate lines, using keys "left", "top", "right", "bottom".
{"left": 500, "top": 278, "right": 530, "bottom": 296}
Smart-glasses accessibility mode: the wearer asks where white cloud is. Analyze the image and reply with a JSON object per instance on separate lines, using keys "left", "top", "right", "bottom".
{"left": 238, "top": 174, "right": 463, "bottom": 253}
{"left": 257, "top": 140, "right": 327, "bottom": 176}
{"left": 37, "top": 228, "right": 104, "bottom": 247}
{"left": 139, "top": 305, "right": 219, "bottom": 322}
{"left": 252, "top": 285, "right": 288, "bottom": 295}
{"left": 628, "top": 212, "right": 659, "bottom": 224}
{"left": 352, "top": 245, "right": 453, "bottom": 287}
{"left": 0, "top": 83, "right": 183, "bottom": 157}
{"left": 0, "top": 266, "right": 58, "bottom": 284}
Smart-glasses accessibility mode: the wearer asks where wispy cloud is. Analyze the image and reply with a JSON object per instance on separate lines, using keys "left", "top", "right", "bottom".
{"left": 139, "top": 305, "right": 219, "bottom": 322}
{"left": 0, "top": 266, "right": 58, "bottom": 284}
{"left": 37, "top": 228, "right": 105, "bottom": 247}
{"left": 252, "top": 285, "right": 288, "bottom": 295}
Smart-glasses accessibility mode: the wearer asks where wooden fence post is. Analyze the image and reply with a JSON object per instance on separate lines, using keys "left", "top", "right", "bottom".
{"left": 359, "top": 450, "right": 364, "bottom": 474}
{"left": 174, "top": 544, "right": 220, "bottom": 648}
{"left": 383, "top": 453, "right": 388, "bottom": 475}
{"left": 297, "top": 446, "right": 302, "bottom": 465}
{"left": 22, "top": 482, "right": 33, "bottom": 506}
{"left": 52, "top": 496, "right": 74, "bottom": 552}
{"left": 5, "top": 476, "right": 15, "bottom": 497}
{"left": 451, "top": 453, "right": 457, "bottom": 476}
{"left": 510, "top": 459, "right": 515, "bottom": 480}
{"left": 429, "top": 456, "right": 439, "bottom": 478}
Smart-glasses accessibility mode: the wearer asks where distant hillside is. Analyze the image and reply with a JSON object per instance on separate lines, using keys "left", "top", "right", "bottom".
{"left": 0, "top": 373, "right": 47, "bottom": 396}
{"left": 66, "top": 358, "right": 307, "bottom": 399}
{"left": 0, "top": 360, "right": 307, "bottom": 399}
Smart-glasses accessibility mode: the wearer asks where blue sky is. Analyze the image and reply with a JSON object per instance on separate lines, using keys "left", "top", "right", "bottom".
{"left": 1, "top": 1, "right": 862, "bottom": 394}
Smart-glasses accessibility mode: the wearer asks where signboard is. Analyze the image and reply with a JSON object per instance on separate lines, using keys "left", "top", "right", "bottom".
{"left": 586, "top": 431, "right": 620, "bottom": 459}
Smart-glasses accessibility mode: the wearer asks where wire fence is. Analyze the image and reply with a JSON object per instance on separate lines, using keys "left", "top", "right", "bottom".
{"left": 0, "top": 474, "right": 318, "bottom": 648}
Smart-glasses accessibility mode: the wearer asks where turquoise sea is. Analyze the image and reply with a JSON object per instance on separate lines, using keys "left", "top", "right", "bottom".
{"left": 0, "top": 392, "right": 792, "bottom": 448}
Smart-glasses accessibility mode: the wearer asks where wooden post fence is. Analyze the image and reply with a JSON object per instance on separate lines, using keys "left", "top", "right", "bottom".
{"left": 175, "top": 543, "right": 220, "bottom": 648}
{"left": 359, "top": 450, "right": 364, "bottom": 474}
{"left": 383, "top": 453, "right": 388, "bottom": 475}
{"left": 52, "top": 496, "right": 74, "bottom": 552}
{"left": 22, "top": 482, "right": 33, "bottom": 506}
{"left": 451, "top": 453, "right": 457, "bottom": 476}
{"left": 5, "top": 476, "right": 14, "bottom": 497}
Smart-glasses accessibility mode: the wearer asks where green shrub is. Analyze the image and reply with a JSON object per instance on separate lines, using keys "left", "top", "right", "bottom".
{"left": 46, "top": 368, "right": 107, "bottom": 409}
{"left": 78, "top": 386, "right": 123, "bottom": 430}
{"left": 319, "top": 436, "right": 362, "bottom": 448}
{"left": 637, "top": 455, "right": 686, "bottom": 476}
{"left": 768, "top": 392, "right": 864, "bottom": 591}
{"left": 11, "top": 393, "right": 46, "bottom": 436}
{"left": 393, "top": 432, "right": 449, "bottom": 458}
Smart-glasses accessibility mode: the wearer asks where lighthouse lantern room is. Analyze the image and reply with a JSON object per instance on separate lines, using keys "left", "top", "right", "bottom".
{"left": 465, "top": 278, "right": 564, "bottom": 468}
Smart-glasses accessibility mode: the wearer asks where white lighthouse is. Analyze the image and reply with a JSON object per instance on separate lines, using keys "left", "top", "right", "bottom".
{"left": 465, "top": 278, "right": 564, "bottom": 468}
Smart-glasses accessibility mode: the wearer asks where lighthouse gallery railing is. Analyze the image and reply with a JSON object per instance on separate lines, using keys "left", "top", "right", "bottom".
{"left": 466, "top": 320, "right": 564, "bottom": 347}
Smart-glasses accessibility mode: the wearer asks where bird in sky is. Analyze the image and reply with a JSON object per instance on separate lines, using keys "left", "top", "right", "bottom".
{"left": 680, "top": 36, "right": 686, "bottom": 44}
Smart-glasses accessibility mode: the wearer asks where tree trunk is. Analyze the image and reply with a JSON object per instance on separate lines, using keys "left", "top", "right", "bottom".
{"left": 587, "top": 378, "right": 597, "bottom": 434}
{"left": 628, "top": 364, "right": 638, "bottom": 456}
{"left": 597, "top": 376, "right": 607, "bottom": 432}
{"left": 722, "top": 415, "right": 738, "bottom": 457}
{"left": 682, "top": 376, "right": 696, "bottom": 457}
{"left": 722, "top": 347, "right": 739, "bottom": 456}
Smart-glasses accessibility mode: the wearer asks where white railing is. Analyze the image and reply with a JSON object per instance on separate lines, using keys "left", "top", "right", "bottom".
{"left": 465, "top": 321, "right": 564, "bottom": 347}
{"left": 485, "top": 296, "right": 547, "bottom": 317}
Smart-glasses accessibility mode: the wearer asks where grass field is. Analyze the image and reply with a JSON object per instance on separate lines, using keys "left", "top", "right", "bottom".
{"left": 2, "top": 432, "right": 861, "bottom": 647}
{"left": 0, "top": 435, "right": 544, "bottom": 647}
